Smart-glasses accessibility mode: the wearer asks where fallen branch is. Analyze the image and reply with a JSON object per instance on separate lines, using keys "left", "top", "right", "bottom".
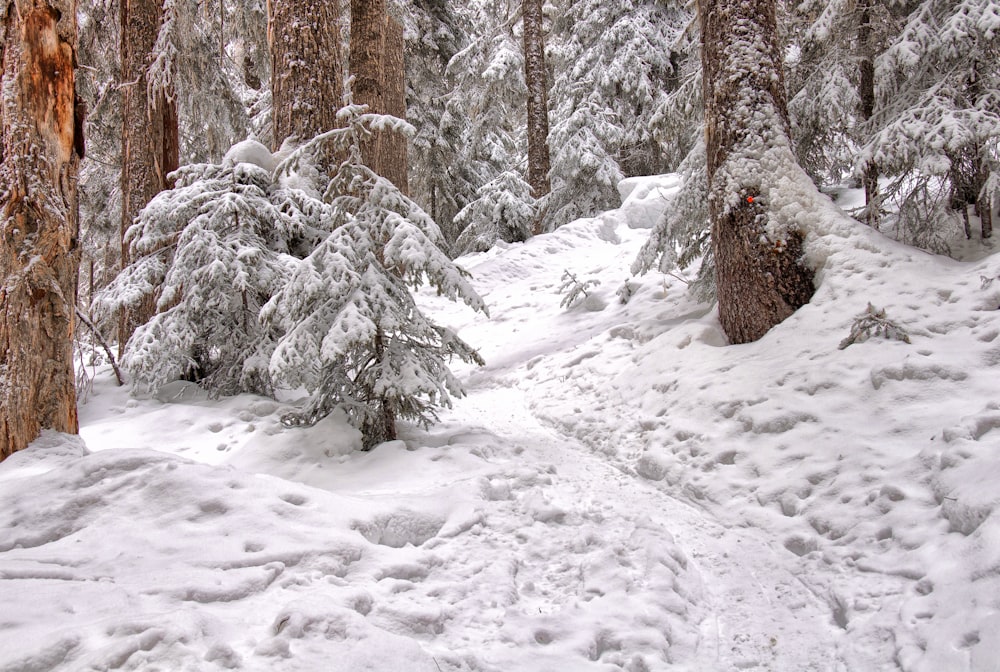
{"left": 75, "top": 307, "right": 126, "bottom": 386}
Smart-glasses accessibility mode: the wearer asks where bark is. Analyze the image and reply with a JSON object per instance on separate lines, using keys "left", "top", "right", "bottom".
{"left": 522, "top": 0, "right": 551, "bottom": 230}
{"left": 699, "top": 0, "right": 815, "bottom": 344}
{"left": 382, "top": 16, "right": 409, "bottom": 195}
{"left": 119, "top": 0, "right": 179, "bottom": 354}
{"left": 350, "top": 0, "right": 386, "bottom": 172}
{"left": 350, "top": 3, "right": 409, "bottom": 194}
{"left": 858, "top": 0, "right": 880, "bottom": 229}
{"left": 269, "top": 0, "right": 343, "bottom": 151}
{"left": 0, "top": 0, "right": 82, "bottom": 459}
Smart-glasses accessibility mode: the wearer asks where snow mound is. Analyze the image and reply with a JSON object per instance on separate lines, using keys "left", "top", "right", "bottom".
{"left": 222, "top": 139, "right": 276, "bottom": 172}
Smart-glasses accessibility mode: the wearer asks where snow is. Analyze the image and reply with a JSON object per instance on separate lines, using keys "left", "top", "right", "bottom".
{"left": 4, "top": 174, "right": 1000, "bottom": 670}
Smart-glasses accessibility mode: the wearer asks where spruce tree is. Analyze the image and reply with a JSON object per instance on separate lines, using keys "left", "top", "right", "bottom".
{"left": 265, "top": 106, "right": 487, "bottom": 448}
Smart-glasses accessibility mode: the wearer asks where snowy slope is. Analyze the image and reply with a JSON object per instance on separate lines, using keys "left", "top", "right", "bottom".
{"left": 2, "top": 176, "right": 999, "bottom": 671}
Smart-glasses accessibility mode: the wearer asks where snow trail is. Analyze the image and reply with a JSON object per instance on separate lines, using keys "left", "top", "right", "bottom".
{"left": 435, "top": 380, "right": 849, "bottom": 671}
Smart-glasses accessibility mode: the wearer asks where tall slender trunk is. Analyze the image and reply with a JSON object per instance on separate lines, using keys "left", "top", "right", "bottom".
{"left": 700, "top": 0, "right": 815, "bottom": 344}
{"left": 269, "top": 0, "right": 343, "bottom": 152}
{"left": 522, "top": 0, "right": 551, "bottom": 233}
{"left": 119, "top": 0, "right": 179, "bottom": 354}
{"left": 0, "top": 0, "right": 82, "bottom": 458}
{"left": 858, "top": 0, "right": 880, "bottom": 229}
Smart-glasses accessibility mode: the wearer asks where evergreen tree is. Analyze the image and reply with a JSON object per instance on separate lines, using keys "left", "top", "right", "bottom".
{"left": 101, "top": 141, "right": 322, "bottom": 395}
{"left": 699, "top": 0, "right": 815, "bottom": 343}
{"left": 351, "top": 0, "right": 409, "bottom": 192}
{"left": 400, "top": 0, "right": 477, "bottom": 246}
{"left": 0, "top": 0, "right": 83, "bottom": 458}
{"left": 865, "top": 0, "right": 999, "bottom": 243}
{"left": 452, "top": 169, "right": 535, "bottom": 256}
{"left": 118, "top": 0, "right": 180, "bottom": 353}
{"left": 522, "top": 0, "right": 551, "bottom": 234}
{"left": 547, "top": 0, "right": 688, "bottom": 229}
{"left": 265, "top": 106, "right": 487, "bottom": 448}
{"left": 445, "top": 0, "right": 535, "bottom": 254}
{"left": 269, "top": 0, "right": 343, "bottom": 152}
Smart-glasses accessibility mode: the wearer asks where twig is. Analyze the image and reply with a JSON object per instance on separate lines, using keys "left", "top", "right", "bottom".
{"left": 75, "top": 307, "right": 126, "bottom": 386}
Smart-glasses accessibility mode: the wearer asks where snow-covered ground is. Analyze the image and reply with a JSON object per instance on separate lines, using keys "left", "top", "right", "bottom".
{"left": 2, "top": 177, "right": 1000, "bottom": 671}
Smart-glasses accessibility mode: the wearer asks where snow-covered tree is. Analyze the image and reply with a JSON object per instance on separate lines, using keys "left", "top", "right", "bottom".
{"left": 119, "top": 0, "right": 180, "bottom": 351}
{"left": 547, "top": 0, "right": 689, "bottom": 230}
{"left": 452, "top": 169, "right": 535, "bottom": 256}
{"left": 102, "top": 141, "right": 324, "bottom": 395}
{"left": 442, "top": 1, "right": 538, "bottom": 253}
{"left": 698, "top": 0, "right": 815, "bottom": 343}
{"left": 864, "top": 0, "right": 999, "bottom": 242}
{"left": 399, "top": 0, "right": 477, "bottom": 245}
{"left": 269, "top": 0, "right": 344, "bottom": 152}
{"left": 522, "top": 0, "right": 552, "bottom": 222}
{"left": 265, "top": 105, "right": 487, "bottom": 448}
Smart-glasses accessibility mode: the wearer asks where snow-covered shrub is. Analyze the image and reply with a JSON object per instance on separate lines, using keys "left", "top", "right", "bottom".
{"left": 452, "top": 170, "right": 535, "bottom": 257}
{"left": 264, "top": 105, "right": 488, "bottom": 448}
{"left": 616, "top": 280, "right": 636, "bottom": 305}
{"left": 559, "top": 270, "right": 601, "bottom": 309}
{"left": 838, "top": 304, "right": 911, "bottom": 350}
{"left": 101, "top": 140, "right": 328, "bottom": 395}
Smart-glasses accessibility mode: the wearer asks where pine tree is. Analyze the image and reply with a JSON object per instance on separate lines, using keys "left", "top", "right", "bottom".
{"left": 0, "top": 0, "right": 83, "bottom": 458}
{"left": 400, "top": 0, "right": 476, "bottom": 245}
{"left": 265, "top": 106, "right": 487, "bottom": 448}
{"left": 865, "top": 0, "right": 999, "bottom": 243}
{"left": 101, "top": 141, "right": 321, "bottom": 395}
{"left": 445, "top": 0, "right": 535, "bottom": 254}
{"left": 452, "top": 169, "right": 535, "bottom": 256}
{"left": 547, "top": 0, "right": 688, "bottom": 230}
{"left": 699, "top": 0, "right": 815, "bottom": 343}
{"left": 351, "top": 0, "right": 409, "bottom": 192}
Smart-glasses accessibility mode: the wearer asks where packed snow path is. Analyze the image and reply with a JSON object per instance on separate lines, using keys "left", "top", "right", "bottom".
{"left": 434, "top": 381, "right": 848, "bottom": 671}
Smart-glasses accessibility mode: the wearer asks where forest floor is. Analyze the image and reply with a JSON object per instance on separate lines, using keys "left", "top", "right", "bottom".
{"left": 2, "top": 175, "right": 1000, "bottom": 671}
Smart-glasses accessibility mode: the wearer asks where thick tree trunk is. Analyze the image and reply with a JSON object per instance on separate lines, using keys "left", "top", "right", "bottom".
{"left": 699, "top": 0, "right": 815, "bottom": 344}
{"left": 522, "top": 0, "right": 551, "bottom": 232}
{"left": 0, "top": 0, "right": 82, "bottom": 459}
{"left": 382, "top": 16, "right": 409, "bottom": 195}
{"left": 350, "top": 0, "right": 386, "bottom": 173}
{"left": 350, "top": 3, "right": 409, "bottom": 194}
{"left": 269, "top": 0, "right": 343, "bottom": 151}
{"left": 119, "top": 0, "right": 179, "bottom": 354}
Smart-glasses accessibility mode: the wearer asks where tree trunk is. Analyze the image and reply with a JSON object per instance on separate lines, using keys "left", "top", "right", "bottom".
{"left": 119, "top": 0, "right": 179, "bottom": 355}
{"left": 350, "top": 2, "right": 409, "bottom": 194}
{"left": 522, "top": 0, "right": 551, "bottom": 233}
{"left": 350, "top": 0, "right": 386, "bottom": 173}
{"left": 858, "top": 0, "right": 880, "bottom": 229}
{"left": 269, "top": 0, "right": 344, "bottom": 151}
{"left": 382, "top": 16, "right": 409, "bottom": 195}
{"left": 699, "top": 0, "right": 815, "bottom": 344}
{"left": 0, "top": 0, "right": 82, "bottom": 459}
